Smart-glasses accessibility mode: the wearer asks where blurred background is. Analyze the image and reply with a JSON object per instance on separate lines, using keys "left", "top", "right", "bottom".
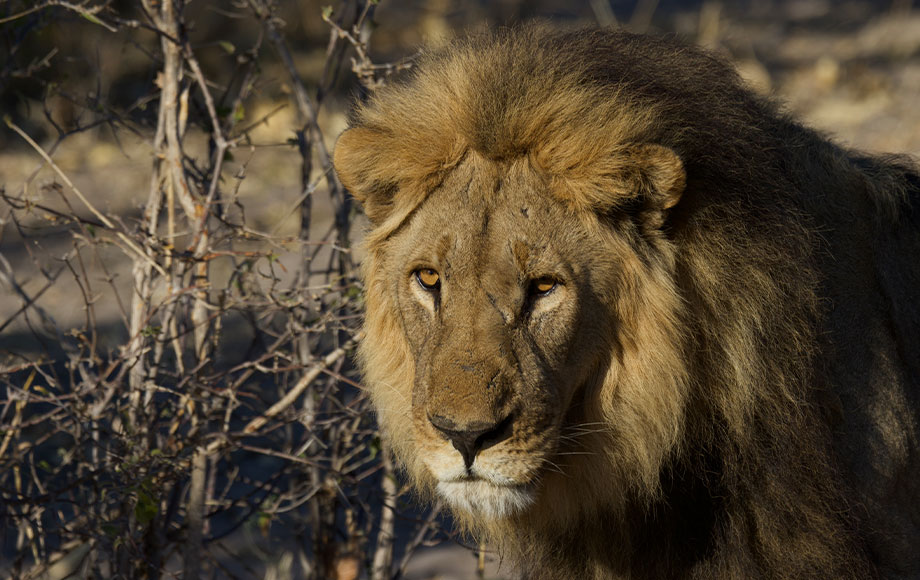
{"left": 1, "top": 1, "right": 918, "bottom": 579}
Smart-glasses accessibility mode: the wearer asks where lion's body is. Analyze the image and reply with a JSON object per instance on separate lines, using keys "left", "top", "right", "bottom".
{"left": 333, "top": 27, "right": 920, "bottom": 579}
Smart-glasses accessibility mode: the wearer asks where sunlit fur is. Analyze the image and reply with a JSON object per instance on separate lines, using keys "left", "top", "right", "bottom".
{"left": 334, "top": 26, "right": 920, "bottom": 579}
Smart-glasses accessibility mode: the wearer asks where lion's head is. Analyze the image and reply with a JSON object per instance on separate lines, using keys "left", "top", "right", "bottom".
{"left": 333, "top": 26, "right": 913, "bottom": 579}
{"left": 334, "top": 30, "right": 694, "bottom": 524}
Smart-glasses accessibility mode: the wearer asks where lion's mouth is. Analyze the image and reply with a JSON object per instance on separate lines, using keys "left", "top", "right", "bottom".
{"left": 436, "top": 478, "right": 536, "bottom": 519}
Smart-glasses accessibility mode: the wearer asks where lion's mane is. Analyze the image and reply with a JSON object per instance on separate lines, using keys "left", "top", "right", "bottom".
{"left": 335, "top": 27, "right": 920, "bottom": 579}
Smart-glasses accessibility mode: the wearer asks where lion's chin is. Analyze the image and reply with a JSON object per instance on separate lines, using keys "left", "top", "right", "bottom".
{"left": 436, "top": 479, "right": 536, "bottom": 519}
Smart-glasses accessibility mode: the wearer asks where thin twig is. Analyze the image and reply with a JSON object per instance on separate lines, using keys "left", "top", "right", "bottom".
{"left": 4, "top": 118, "right": 167, "bottom": 277}
{"left": 5, "top": 118, "right": 114, "bottom": 229}
{"left": 0, "top": 1, "right": 117, "bottom": 32}
{"left": 241, "top": 331, "right": 363, "bottom": 436}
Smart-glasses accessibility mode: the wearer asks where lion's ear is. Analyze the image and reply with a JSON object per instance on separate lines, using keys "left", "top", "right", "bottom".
{"left": 333, "top": 127, "right": 398, "bottom": 224}
{"left": 624, "top": 143, "right": 685, "bottom": 212}
{"left": 545, "top": 143, "right": 685, "bottom": 219}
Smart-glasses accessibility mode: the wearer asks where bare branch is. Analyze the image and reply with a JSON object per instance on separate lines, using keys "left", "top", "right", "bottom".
{"left": 241, "top": 331, "right": 363, "bottom": 437}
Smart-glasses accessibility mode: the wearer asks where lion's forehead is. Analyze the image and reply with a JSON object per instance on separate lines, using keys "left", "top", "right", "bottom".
{"left": 398, "top": 159, "right": 582, "bottom": 281}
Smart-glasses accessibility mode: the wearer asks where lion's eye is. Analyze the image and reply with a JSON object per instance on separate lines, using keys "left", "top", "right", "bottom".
{"left": 415, "top": 268, "right": 441, "bottom": 291}
{"left": 530, "top": 277, "right": 557, "bottom": 297}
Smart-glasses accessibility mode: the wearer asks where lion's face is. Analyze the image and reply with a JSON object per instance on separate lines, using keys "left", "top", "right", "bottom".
{"left": 381, "top": 154, "right": 618, "bottom": 518}
{"left": 335, "top": 100, "right": 689, "bottom": 524}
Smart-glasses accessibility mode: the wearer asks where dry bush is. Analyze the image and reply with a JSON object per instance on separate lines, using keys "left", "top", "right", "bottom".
{"left": 0, "top": 1, "right": 442, "bottom": 578}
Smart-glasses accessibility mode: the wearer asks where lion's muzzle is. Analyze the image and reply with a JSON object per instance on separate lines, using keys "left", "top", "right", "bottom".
{"left": 428, "top": 412, "right": 515, "bottom": 469}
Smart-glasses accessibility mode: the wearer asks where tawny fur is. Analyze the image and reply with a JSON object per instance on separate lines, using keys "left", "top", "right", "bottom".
{"left": 334, "top": 26, "right": 920, "bottom": 579}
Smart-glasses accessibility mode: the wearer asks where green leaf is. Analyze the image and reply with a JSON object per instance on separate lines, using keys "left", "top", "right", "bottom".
{"left": 81, "top": 13, "right": 105, "bottom": 27}
{"left": 86, "top": 224, "right": 96, "bottom": 237}
{"left": 322, "top": 6, "right": 334, "bottom": 19}
{"left": 135, "top": 490, "right": 158, "bottom": 526}
{"left": 219, "top": 41, "right": 235, "bottom": 55}
{"left": 344, "top": 285, "right": 362, "bottom": 301}
{"left": 141, "top": 325, "right": 161, "bottom": 337}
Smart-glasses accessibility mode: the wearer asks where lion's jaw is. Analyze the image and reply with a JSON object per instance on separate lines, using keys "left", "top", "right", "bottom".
{"left": 428, "top": 450, "right": 539, "bottom": 517}
{"left": 418, "top": 420, "right": 552, "bottom": 518}
{"left": 436, "top": 479, "right": 536, "bottom": 519}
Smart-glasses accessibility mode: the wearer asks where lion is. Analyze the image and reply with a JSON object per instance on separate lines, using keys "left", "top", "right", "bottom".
{"left": 333, "top": 27, "right": 920, "bottom": 579}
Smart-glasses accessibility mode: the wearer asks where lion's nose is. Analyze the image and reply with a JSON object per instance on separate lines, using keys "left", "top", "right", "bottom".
{"left": 428, "top": 413, "right": 514, "bottom": 469}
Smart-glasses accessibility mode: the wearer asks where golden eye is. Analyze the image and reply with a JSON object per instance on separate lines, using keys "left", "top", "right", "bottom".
{"left": 415, "top": 268, "right": 440, "bottom": 290}
{"left": 532, "top": 277, "right": 557, "bottom": 296}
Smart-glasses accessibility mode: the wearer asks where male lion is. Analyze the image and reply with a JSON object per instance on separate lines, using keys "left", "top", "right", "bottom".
{"left": 333, "top": 27, "right": 920, "bottom": 579}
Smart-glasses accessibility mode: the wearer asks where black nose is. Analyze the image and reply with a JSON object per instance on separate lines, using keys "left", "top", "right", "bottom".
{"left": 428, "top": 413, "right": 514, "bottom": 469}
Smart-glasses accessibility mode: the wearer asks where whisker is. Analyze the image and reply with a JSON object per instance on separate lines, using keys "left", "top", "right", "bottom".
{"left": 561, "top": 425, "right": 605, "bottom": 432}
{"left": 537, "top": 457, "right": 569, "bottom": 477}
{"left": 371, "top": 380, "right": 411, "bottom": 405}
